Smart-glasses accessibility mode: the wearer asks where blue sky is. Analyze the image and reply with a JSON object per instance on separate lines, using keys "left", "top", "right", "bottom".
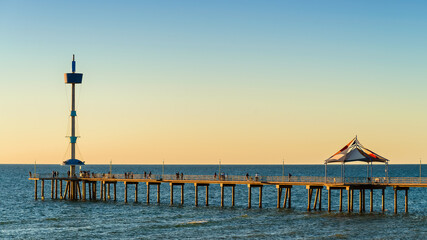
{"left": 1, "top": 1, "right": 427, "bottom": 164}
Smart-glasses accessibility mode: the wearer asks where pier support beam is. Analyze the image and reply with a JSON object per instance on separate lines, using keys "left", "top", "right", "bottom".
{"left": 41, "top": 180, "right": 45, "bottom": 200}
{"left": 221, "top": 184, "right": 225, "bottom": 207}
{"left": 232, "top": 185, "right": 235, "bottom": 207}
{"left": 51, "top": 180, "right": 54, "bottom": 199}
{"left": 394, "top": 188, "right": 397, "bottom": 214}
{"left": 247, "top": 184, "right": 263, "bottom": 209}
{"left": 347, "top": 188, "right": 351, "bottom": 212}
{"left": 124, "top": 182, "right": 127, "bottom": 203}
{"left": 82, "top": 181, "right": 86, "bottom": 200}
{"left": 307, "top": 186, "right": 323, "bottom": 211}
{"left": 206, "top": 185, "right": 209, "bottom": 206}
{"left": 55, "top": 180, "right": 58, "bottom": 199}
{"left": 181, "top": 185, "right": 184, "bottom": 205}
{"left": 147, "top": 183, "right": 150, "bottom": 204}
{"left": 157, "top": 184, "right": 160, "bottom": 203}
{"left": 114, "top": 183, "right": 117, "bottom": 201}
{"left": 382, "top": 188, "right": 385, "bottom": 212}
{"left": 370, "top": 189, "right": 373, "bottom": 212}
{"left": 34, "top": 180, "right": 38, "bottom": 200}
{"left": 93, "top": 182, "right": 97, "bottom": 201}
{"left": 220, "top": 184, "right": 236, "bottom": 207}
{"left": 108, "top": 183, "right": 111, "bottom": 200}
{"left": 284, "top": 188, "right": 288, "bottom": 208}
{"left": 60, "top": 180, "right": 63, "bottom": 200}
{"left": 248, "top": 185, "right": 252, "bottom": 209}
{"left": 135, "top": 183, "right": 138, "bottom": 203}
{"left": 393, "top": 187, "right": 409, "bottom": 213}
{"left": 362, "top": 189, "right": 366, "bottom": 212}
{"left": 100, "top": 182, "right": 104, "bottom": 201}
{"left": 77, "top": 181, "right": 82, "bottom": 200}
{"left": 405, "top": 188, "right": 408, "bottom": 213}
{"left": 193, "top": 183, "right": 209, "bottom": 207}
{"left": 339, "top": 189, "right": 343, "bottom": 212}
{"left": 277, "top": 186, "right": 293, "bottom": 208}
{"left": 171, "top": 183, "right": 174, "bottom": 205}
{"left": 64, "top": 181, "right": 69, "bottom": 200}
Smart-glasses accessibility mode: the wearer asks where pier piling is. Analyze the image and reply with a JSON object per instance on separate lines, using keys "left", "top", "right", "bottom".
{"left": 124, "top": 182, "right": 127, "bottom": 203}
{"left": 248, "top": 185, "right": 251, "bottom": 209}
{"left": 181, "top": 185, "right": 184, "bottom": 205}
{"left": 135, "top": 183, "right": 138, "bottom": 203}
{"left": 114, "top": 183, "right": 117, "bottom": 201}
{"left": 157, "top": 184, "right": 160, "bottom": 203}
{"left": 232, "top": 185, "right": 235, "bottom": 207}
{"left": 41, "top": 180, "right": 45, "bottom": 200}
{"left": 405, "top": 188, "right": 408, "bottom": 213}
{"left": 147, "top": 183, "right": 150, "bottom": 204}
{"left": 55, "top": 180, "right": 58, "bottom": 199}
{"left": 171, "top": 183, "right": 174, "bottom": 205}
{"left": 60, "top": 180, "right": 63, "bottom": 199}
{"left": 34, "top": 180, "right": 37, "bottom": 200}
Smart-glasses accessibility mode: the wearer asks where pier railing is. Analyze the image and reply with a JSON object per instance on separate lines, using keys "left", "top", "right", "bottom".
{"left": 30, "top": 173, "right": 427, "bottom": 185}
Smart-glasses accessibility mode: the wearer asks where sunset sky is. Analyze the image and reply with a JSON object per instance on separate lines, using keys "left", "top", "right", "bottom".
{"left": 1, "top": 1, "right": 426, "bottom": 165}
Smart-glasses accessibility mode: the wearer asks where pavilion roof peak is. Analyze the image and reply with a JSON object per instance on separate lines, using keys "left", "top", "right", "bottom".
{"left": 325, "top": 137, "right": 389, "bottom": 164}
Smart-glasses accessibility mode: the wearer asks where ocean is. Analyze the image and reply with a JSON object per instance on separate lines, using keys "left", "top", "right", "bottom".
{"left": 0, "top": 164, "right": 426, "bottom": 239}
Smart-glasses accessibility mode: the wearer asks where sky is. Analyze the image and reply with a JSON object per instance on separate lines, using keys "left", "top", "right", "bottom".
{"left": 1, "top": 0, "right": 426, "bottom": 165}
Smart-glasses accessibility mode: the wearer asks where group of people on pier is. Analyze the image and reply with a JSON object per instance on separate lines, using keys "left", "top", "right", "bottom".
{"left": 176, "top": 172, "right": 184, "bottom": 180}
{"left": 143, "top": 171, "right": 152, "bottom": 179}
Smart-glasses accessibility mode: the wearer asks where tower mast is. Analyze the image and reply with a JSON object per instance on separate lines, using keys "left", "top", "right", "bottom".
{"left": 63, "top": 55, "right": 84, "bottom": 199}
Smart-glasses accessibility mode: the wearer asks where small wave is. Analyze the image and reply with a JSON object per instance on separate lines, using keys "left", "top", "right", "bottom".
{"left": 186, "top": 220, "right": 208, "bottom": 224}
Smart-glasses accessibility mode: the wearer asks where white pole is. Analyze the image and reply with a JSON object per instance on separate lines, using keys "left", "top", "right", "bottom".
{"left": 343, "top": 162, "right": 345, "bottom": 183}
{"left": 420, "top": 158, "right": 422, "bottom": 183}
{"left": 162, "top": 159, "right": 165, "bottom": 179}
{"left": 324, "top": 163, "right": 327, "bottom": 183}
{"left": 282, "top": 158, "right": 284, "bottom": 180}
{"left": 110, "top": 159, "right": 112, "bottom": 176}
{"left": 219, "top": 159, "right": 221, "bottom": 177}
{"left": 34, "top": 160, "right": 37, "bottom": 176}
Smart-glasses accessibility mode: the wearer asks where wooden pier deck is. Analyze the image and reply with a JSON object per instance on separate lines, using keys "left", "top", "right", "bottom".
{"left": 29, "top": 174, "right": 427, "bottom": 213}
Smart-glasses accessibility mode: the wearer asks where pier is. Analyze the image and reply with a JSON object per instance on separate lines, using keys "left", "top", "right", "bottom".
{"left": 29, "top": 174, "right": 427, "bottom": 213}
{"left": 28, "top": 57, "right": 426, "bottom": 214}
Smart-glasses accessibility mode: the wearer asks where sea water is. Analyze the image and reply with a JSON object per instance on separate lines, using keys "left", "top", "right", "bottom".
{"left": 0, "top": 164, "right": 426, "bottom": 239}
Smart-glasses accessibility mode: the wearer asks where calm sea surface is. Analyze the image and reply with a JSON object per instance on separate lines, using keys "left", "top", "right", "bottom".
{"left": 1, "top": 164, "right": 426, "bottom": 239}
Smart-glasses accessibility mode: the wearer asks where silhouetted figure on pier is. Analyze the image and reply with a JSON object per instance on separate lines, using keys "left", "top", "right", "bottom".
{"left": 181, "top": 173, "right": 184, "bottom": 180}
{"left": 149, "top": 171, "right": 152, "bottom": 179}
{"left": 144, "top": 171, "right": 147, "bottom": 179}
{"left": 214, "top": 172, "right": 217, "bottom": 179}
{"left": 246, "top": 173, "right": 249, "bottom": 180}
